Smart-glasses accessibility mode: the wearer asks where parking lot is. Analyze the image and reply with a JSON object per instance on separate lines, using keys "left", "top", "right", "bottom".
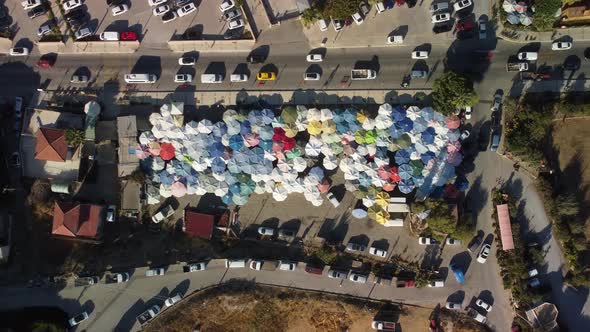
{"left": 5, "top": 0, "right": 63, "bottom": 52}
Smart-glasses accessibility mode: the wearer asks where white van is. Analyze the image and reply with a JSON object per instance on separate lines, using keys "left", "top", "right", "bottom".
{"left": 201, "top": 74, "right": 223, "bottom": 83}
{"left": 230, "top": 74, "right": 248, "bottom": 82}
{"left": 124, "top": 73, "right": 157, "bottom": 84}
{"left": 317, "top": 18, "right": 328, "bottom": 31}
{"left": 225, "top": 259, "right": 247, "bottom": 268}
{"left": 100, "top": 31, "right": 120, "bottom": 41}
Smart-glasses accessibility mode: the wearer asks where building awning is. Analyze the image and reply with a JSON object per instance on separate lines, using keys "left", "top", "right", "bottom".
{"left": 184, "top": 210, "right": 214, "bottom": 239}
{"left": 496, "top": 204, "right": 515, "bottom": 251}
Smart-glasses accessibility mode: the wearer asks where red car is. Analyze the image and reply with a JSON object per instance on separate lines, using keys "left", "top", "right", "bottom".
{"left": 36, "top": 59, "right": 54, "bottom": 68}
{"left": 456, "top": 20, "right": 474, "bottom": 31}
{"left": 120, "top": 31, "right": 137, "bottom": 41}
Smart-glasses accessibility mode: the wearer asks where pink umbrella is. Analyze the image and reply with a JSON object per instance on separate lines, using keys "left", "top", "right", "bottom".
{"left": 135, "top": 145, "right": 151, "bottom": 159}
{"left": 170, "top": 181, "right": 187, "bottom": 197}
{"left": 378, "top": 165, "right": 392, "bottom": 179}
{"left": 446, "top": 115, "right": 461, "bottom": 130}
{"left": 243, "top": 133, "right": 260, "bottom": 147}
{"left": 382, "top": 180, "right": 396, "bottom": 192}
{"left": 317, "top": 178, "right": 331, "bottom": 193}
{"left": 160, "top": 142, "right": 176, "bottom": 161}
{"left": 148, "top": 141, "right": 161, "bottom": 156}
{"left": 448, "top": 152, "right": 464, "bottom": 166}
{"left": 447, "top": 141, "right": 461, "bottom": 154}
{"left": 514, "top": 2, "right": 527, "bottom": 13}
{"left": 272, "top": 141, "right": 284, "bottom": 153}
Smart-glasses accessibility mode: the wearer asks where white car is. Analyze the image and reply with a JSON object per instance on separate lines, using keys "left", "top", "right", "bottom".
{"left": 445, "top": 302, "right": 462, "bottom": 310}
{"left": 37, "top": 24, "right": 52, "bottom": 37}
{"left": 460, "top": 129, "right": 470, "bottom": 141}
{"left": 411, "top": 51, "right": 429, "bottom": 59}
{"left": 477, "top": 243, "right": 491, "bottom": 263}
{"left": 430, "top": 2, "right": 449, "bottom": 12}
{"left": 228, "top": 18, "right": 244, "bottom": 30}
{"left": 333, "top": 19, "right": 344, "bottom": 32}
{"left": 220, "top": 0, "right": 235, "bottom": 11}
{"left": 453, "top": 0, "right": 472, "bottom": 11}
{"left": 153, "top": 4, "right": 170, "bottom": 16}
{"left": 387, "top": 35, "right": 403, "bottom": 44}
{"left": 476, "top": 298, "right": 493, "bottom": 312}
{"left": 106, "top": 205, "right": 116, "bottom": 222}
{"left": 279, "top": 261, "right": 297, "bottom": 271}
{"left": 428, "top": 280, "right": 444, "bottom": 287}
{"left": 63, "top": 0, "right": 82, "bottom": 11}
{"left": 446, "top": 237, "right": 462, "bottom": 245}
{"left": 257, "top": 226, "right": 274, "bottom": 236}
{"left": 9, "top": 47, "right": 29, "bottom": 56}
{"left": 326, "top": 192, "right": 340, "bottom": 207}
{"left": 552, "top": 41, "right": 572, "bottom": 50}
{"left": 71, "top": 75, "right": 89, "bottom": 83}
{"left": 464, "top": 106, "right": 472, "bottom": 120}
{"left": 306, "top": 53, "right": 323, "bottom": 62}
{"left": 149, "top": 0, "right": 167, "bottom": 6}
{"left": 491, "top": 93, "right": 502, "bottom": 111}
{"left": 352, "top": 12, "right": 363, "bottom": 25}
{"left": 376, "top": 1, "right": 385, "bottom": 13}
{"left": 22, "top": 0, "right": 42, "bottom": 10}
{"left": 223, "top": 9, "right": 241, "bottom": 20}
{"left": 479, "top": 18, "right": 487, "bottom": 39}
{"left": 174, "top": 74, "right": 193, "bottom": 83}
{"left": 111, "top": 4, "right": 129, "bottom": 16}
{"left": 432, "top": 13, "right": 451, "bottom": 24}
{"left": 177, "top": 3, "right": 197, "bottom": 17}
{"left": 178, "top": 56, "right": 196, "bottom": 65}
{"left": 68, "top": 312, "right": 89, "bottom": 327}
{"left": 230, "top": 74, "right": 248, "bottom": 82}
{"left": 369, "top": 247, "right": 387, "bottom": 257}
{"left": 517, "top": 52, "right": 538, "bottom": 61}
{"left": 419, "top": 237, "right": 436, "bottom": 245}
{"left": 164, "top": 294, "right": 183, "bottom": 307}
{"left": 349, "top": 273, "right": 367, "bottom": 283}
{"left": 145, "top": 268, "right": 165, "bottom": 276}
{"left": 304, "top": 72, "right": 320, "bottom": 81}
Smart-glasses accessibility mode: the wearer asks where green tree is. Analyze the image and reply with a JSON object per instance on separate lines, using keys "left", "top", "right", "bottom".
{"left": 301, "top": 6, "right": 323, "bottom": 27}
{"left": 504, "top": 100, "right": 552, "bottom": 161}
{"left": 532, "top": 0, "right": 561, "bottom": 31}
{"left": 325, "top": 0, "right": 362, "bottom": 19}
{"left": 65, "top": 129, "right": 84, "bottom": 147}
{"left": 30, "top": 321, "right": 65, "bottom": 332}
{"left": 423, "top": 199, "right": 456, "bottom": 234}
{"left": 556, "top": 194, "right": 579, "bottom": 218}
{"left": 432, "top": 71, "right": 479, "bottom": 116}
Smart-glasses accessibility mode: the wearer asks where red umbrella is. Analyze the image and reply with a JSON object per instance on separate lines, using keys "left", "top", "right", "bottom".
{"left": 273, "top": 127, "right": 286, "bottom": 142}
{"left": 446, "top": 115, "right": 461, "bottom": 130}
{"left": 160, "top": 142, "right": 176, "bottom": 161}
{"left": 378, "top": 165, "right": 392, "bottom": 179}
{"left": 283, "top": 137, "right": 296, "bottom": 151}
{"left": 389, "top": 166, "right": 401, "bottom": 183}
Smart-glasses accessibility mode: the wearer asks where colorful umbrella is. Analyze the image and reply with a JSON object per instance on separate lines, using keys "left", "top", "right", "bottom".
{"left": 283, "top": 123, "right": 299, "bottom": 138}
{"left": 398, "top": 164, "right": 414, "bottom": 180}
{"left": 273, "top": 127, "right": 286, "bottom": 142}
{"left": 170, "top": 181, "right": 187, "bottom": 197}
{"left": 398, "top": 179, "right": 415, "bottom": 194}
{"left": 281, "top": 106, "right": 298, "bottom": 123}
{"left": 244, "top": 133, "right": 260, "bottom": 147}
{"left": 317, "top": 179, "right": 330, "bottom": 193}
{"left": 395, "top": 150, "right": 411, "bottom": 165}
{"left": 308, "top": 120, "right": 322, "bottom": 135}
{"left": 446, "top": 115, "right": 461, "bottom": 129}
{"left": 375, "top": 191, "right": 390, "bottom": 207}
{"left": 160, "top": 142, "right": 176, "bottom": 161}
{"left": 382, "top": 180, "right": 396, "bottom": 192}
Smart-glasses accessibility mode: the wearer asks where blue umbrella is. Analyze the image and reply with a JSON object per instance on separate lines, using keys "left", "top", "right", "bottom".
{"left": 434, "top": 112, "right": 446, "bottom": 123}
{"left": 413, "top": 118, "right": 428, "bottom": 133}
{"left": 447, "top": 130, "right": 461, "bottom": 142}
{"left": 210, "top": 157, "right": 226, "bottom": 173}
{"left": 455, "top": 175, "right": 469, "bottom": 191}
{"left": 248, "top": 110, "right": 263, "bottom": 125}
{"left": 259, "top": 139, "right": 273, "bottom": 151}
{"left": 222, "top": 193, "right": 233, "bottom": 205}
{"left": 358, "top": 172, "right": 372, "bottom": 188}
{"left": 208, "top": 142, "right": 225, "bottom": 158}
{"left": 261, "top": 108, "right": 275, "bottom": 124}
{"left": 375, "top": 147, "right": 388, "bottom": 159}
{"left": 421, "top": 128, "right": 436, "bottom": 144}
{"left": 392, "top": 107, "right": 407, "bottom": 122}
{"left": 421, "top": 151, "right": 436, "bottom": 163}
{"left": 412, "top": 175, "right": 425, "bottom": 187}
{"left": 336, "top": 122, "right": 349, "bottom": 134}
{"left": 174, "top": 161, "right": 192, "bottom": 177}
{"left": 394, "top": 150, "right": 411, "bottom": 165}
{"left": 250, "top": 147, "right": 265, "bottom": 162}
{"left": 240, "top": 120, "right": 252, "bottom": 135}
{"left": 159, "top": 171, "right": 175, "bottom": 186}
{"left": 398, "top": 164, "right": 414, "bottom": 180}
{"left": 398, "top": 179, "right": 415, "bottom": 194}
{"left": 229, "top": 135, "right": 244, "bottom": 150}
{"left": 348, "top": 121, "right": 361, "bottom": 133}
{"left": 229, "top": 183, "right": 241, "bottom": 194}
{"left": 211, "top": 122, "right": 227, "bottom": 137}
{"left": 421, "top": 108, "right": 435, "bottom": 121}
{"left": 332, "top": 109, "right": 344, "bottom": 123}
{"left": 232, "top": 194, "right": 249, "bottom": 205}
{"left": 398, "top": 118, "right": 414, "bottom": 132}
{"left": 389, "top": 125, "right": 404, "bottom": 139}
{"left": 258, "top": 126, "right": 274, "bottom": 140}
{"left": 343, "top": 108, "right": 357, "bottom": 123}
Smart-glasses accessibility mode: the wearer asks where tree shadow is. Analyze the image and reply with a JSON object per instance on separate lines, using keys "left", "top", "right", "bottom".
{"left": 113, "top": 298, "right": 145, "bottom": 332}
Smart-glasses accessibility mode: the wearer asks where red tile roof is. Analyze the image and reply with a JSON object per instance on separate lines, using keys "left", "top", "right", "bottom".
{"left": 496, "top": 204, "right": 515, "bottom": 251}
{"left": 35, "top": 127, "right": 68, "bottom": 162}
{"left": 52, "top": 202, "right": 104, "bottom": 239}
{"left": 184, "top": 210, "right": 214, "bottom": 239}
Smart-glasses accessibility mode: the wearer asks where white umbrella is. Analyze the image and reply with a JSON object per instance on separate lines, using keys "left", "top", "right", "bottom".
{"left": 272, "top": 186, "right": 288, "bottom": 201}
{"left": 139, "top": 131, "right": 155, "bottom": 145}
{"left": 320, "top": 108, "right": 333, "bottom": 122}
{"left": 214, "top": 181, "right": 229, "bottom": 197}
{"left": 378, "top": 103, "right": 392, "bottom": 115}
{"left": 159, "top": 184, "right": 172, "bottom": 198}
{"left": 160, "top": 104, "right": 171, "bottom": 117}
{"left": 375, "top": 114, "right": 393, "bottom": 129}
{"left": 362, "top": 117, "right": 376, "bottom": 130}
{"left": 185, "top": 121, "right": 199, "bottom": 135}
{"left": 323, "top": 155, "right": 338, "bottom": 170}
{"left": 406, "top": 106, "right": 421, "bottom": 120}
{"left": 151, "top": 124, "right": 165, "bottom": 139}
{"left": 363, "top": 195, "right": 375, "bottom": 208}
{"left": 305, "top": 139, "right": 323, "bottom": 157}
{"left": 264, "top": 180, "right": 276, "bottom": 193}
{"left": 306, "top": 108, "right": 321, "bottom": 121}
{"left": 291, "top": 157, "right": 308, "bottom": 172}
{"left": 149, "top": 113, "right": 162, "bottom": 125}
{"left": 170, "top": 101, "right": 184, "bottom": 115}
{"left": 198, "top": 119, "right": 213, "bottom": 134}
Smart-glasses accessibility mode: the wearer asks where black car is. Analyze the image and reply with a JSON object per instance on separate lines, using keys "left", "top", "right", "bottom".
{"left": 477, "top": 128, "right": 488, "bottom": 151}
{"left": 433, "top": 23, "right": 452, "bottom": 34}
{"left": 28, "top": 6, "right": 46, "bottom": 19}
{"left": 401, "top": 75, "right": 411, "bottom": 88}
{"left": 467, "top": 233, "right": 483, "bottom": 253}
{"left": 247, "top": 54, "right": 265, "bottom": 64}
{"left": 491, "top": 111, "right": 500, "bottom": 129}
{"left": 224, "top": 28, "right": 242, "bottom": 40}
{"left": 585, "top": 47, "right": 590, "bottom": 60}
{"left": 563, "top": 55, "right": 581, "bottom": 71}
{"left": 65, "top": 9, "right": 86, "bottom": 21}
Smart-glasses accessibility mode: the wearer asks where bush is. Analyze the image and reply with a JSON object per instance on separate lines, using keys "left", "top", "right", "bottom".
{"left": 532, "top": 0, "right": 561, "bottom": 31}
{"left": 323, "top": 0, "right": 362, "bottom": 19}
{"left": 301, "top": 6, "right": 324, "bottom": 27}
{"left": 432, "top": 71, "right": 478, "bottom": 116}
{"left": 311, "top": 246, "right": 337, "bottom": 265}
{"left": 65, "top": 129, "right": 84, "bottom": 147}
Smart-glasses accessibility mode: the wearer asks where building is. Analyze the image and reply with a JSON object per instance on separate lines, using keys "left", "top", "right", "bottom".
{"left": 117, "top": 116, "right": 139, "bottom": 177}
{"left": 562, "top": 2, "right": 590, "bottom": 24}
{"left": 20, "top": 108, "right": 83, "bottom": 181}
{"left": 52, "top": 201, "right": 105, "bottom": 242}
{"left": 183, "top": 209, "right": 215, "bottom": 239}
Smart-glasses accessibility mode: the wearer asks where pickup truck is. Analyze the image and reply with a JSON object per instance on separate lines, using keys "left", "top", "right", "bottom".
{"left": 506, "top": 61, "right": 528, "bottom": 72}
{"left": 351, "top": 69, "right": 377, "bottom": 80}
{"left": 151, "top": 204, "right": 175, "bottom": 223}
{"left": 137, "top": 305, "right": 161, "bottom": 326}
{"left": 74, "top": 276, "right": 99, "bottom": 287}
{"left": 183, "top": 262, "right": 206, "bottom": 272}
{"left": 105, "top": 272, "right": 129, "bottom": 284}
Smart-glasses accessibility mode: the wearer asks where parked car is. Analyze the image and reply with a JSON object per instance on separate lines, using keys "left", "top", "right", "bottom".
{"left": 120, "top": 31, "right": 138, "bottom": 41}
{"left": 333, "top": 19, "right": 344, "bottom": 32}
{"left": 467, "top": 233, "right": 483, "bottom": 252}
{"left": 37, "top": 23, "right": 53, "bottom": 37}
{"left": 446, "top": 237, "right": 462, "bottom": 245}
{"left": 27, "top": 6, "right": 46, "bottom": 19}
{"left": 490, "top": 131, "right": 501, "bottom": 152}
{"left": 464, "top": 106, "right": 472, "bottom": 119}
{"left": 70, "top": 74, "right": 89, "bottom": 84}
{"left": 149, "top": 0, "right": 167, "bottom": 5}
{"left": 518, "top": 52, "right": 538, "bottom": 61}
{"left": 477, "top": 243, "right": 491, "bottom": 263}
{"left": 164, "top": 294, "right": 183, "bottom": 308}
{"left": 351, "top": 12, "right": 363, "bottom": 25}
{"left": 37, "top": 59, "right": 53, "bottom": 68}
{"left": 9, "top": 152, "right": 21, "bottom": 167}
{"left": 63, "top": 0, "right": 82, "bottom": 11}
{"left": 491, "top": 92, "right": 502, "bottom": 111}
{"left": 279, "top": 261, "right": 297, "bottom": 271}
{"left": 230, "top": 73, "right": 249, "bottom": 82}
{"left": 68, "top": 312, "right": 89, "bottom": 327}
{"left": 177, "top": 3, "right": 197, "bottom": 17}
{"left": 305, "top": 265, "right": 323, "bottom": 275}
{"left": 430, "top": 2, "right": 449, "bottom": 12}
{"left": 74, "top": 27, "right": 93, "bottom": 40}
{"left": 445, "top": 301, "right": 462, "bottom": 310}
{"left": 257, "top": 226, "right": 275, "bottom": 236}
{"left": 111, "top": 4, "right": 129, "bottom": 16}
{"left": 431, "top": 13, "right": 450, "bottom": 24}
{"left": 478, "top": 18, "right": 487, "bottom": 39}
{"left": 326, "top": 192, "right": 340, "bottom": 207}
{"left": 349, "top": 273, "right": 368, "bottom": 283}
{"left": 145, "top": 268, "right": 165, "bottom": 277}
{"left": 161, "top": 11, "right": 178, "bottom": 23}
{"left": 220, "top": 0, "right": 235, "bottom": 11}
{"left": 359, "top": 2, "right": 370, "bottom": 16}
{"left": 223, "top": 9, "right": 241, "bottom": 20}
{"left": 369, "top": 247, "right": 387, "bottom": 257}
{"left": 304, "top": 72, "right": 321, "bottom": 81}
{"left": 476, "top": 298, "right": 493, "bottom": 312}
{"left": 278, "top": 228, "right": 296, "bottom": 240}
{"left": 307, "top": 53, "right": 323, "bottom": 62}
{"left": 22, "top": 0, "right": 42, "bottom": 10}
{"left": 183, "top": 262, "right": 206, "bottom": 272}
{"left": 456, "top": 19, "right": 474, "bottom": 31}
{"left": 346, "top": 242, "right": 366, "bottom": 252}
{"left": 106, "top": 205, "right": 116, "bottom": 222}
{"left": 153, "top": 4, "right": 170, "bottom": 16}
{"left": 178, "top": 56, "right": 196, "bottom": 65}
{"left": 427, "top": 280, "right": 444, "bottom": 287}
{"left": 411, "top": 50, "right": 429, "bottom": 59}
{"left": 257, "top": 71, "right": 276, "bottom": 81}
{"left": 327, "top": 269, "right": 347, "bottom": 279}
{"left": 375, "top": 1, "right": 386, "bottom": 13}
{"left": 419, "top": 237, "right": 437, "bottom": 245}
{"left": 453, "top": 0, "right": 472, "bottom": 11}
{"left": 9, "top": 47, "right": 29, "bottom": 56}
{"left": 228, "top": 18, "right": 244, "bottom": 30}
{"left": 552, "top": 41, "right": 572, "bottom": 50}
{"left": 174, "top": 74, "right": 192, "bottom": 83}
{"left": 460, "top": 130, "right": 470, "bottom": 141}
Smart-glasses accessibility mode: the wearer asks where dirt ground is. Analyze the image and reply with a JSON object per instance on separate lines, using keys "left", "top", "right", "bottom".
{"left": 551, "top": 117, "right": 590, "bottom": 237}
{"left": 147, "top": 283, "right": 487, "bottom": 332}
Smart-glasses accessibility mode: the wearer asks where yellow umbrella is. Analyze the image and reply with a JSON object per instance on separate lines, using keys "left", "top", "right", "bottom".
{"left": 375, "top": 191, "right": 390, "bottom": 207}
{"left": 357, "top": 111, "right": 367, "bottom": 123}
{"left": 322, "top": 120, "right": 336, "bottom": 134}
{"left": 307, "top": 120, "right": 322, "bottom": 136}
{"left": 367, "top": 205, "right": 381, "bottom": 220}
{"left": 283, "top": 123, "right": 299, "bottom": 138}
{"left": 375, "top": 209, "right": 390, "bottom": 225}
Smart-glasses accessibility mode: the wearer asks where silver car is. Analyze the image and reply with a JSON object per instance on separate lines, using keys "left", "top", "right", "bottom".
{"left": 328, "top": 269, "right": 347, "bottom": 279}
{"left": 349, "top": 273, "right": 368, "bottom": 284}
{"left": 478, "top": 18, "right": 487, "bottom": 39}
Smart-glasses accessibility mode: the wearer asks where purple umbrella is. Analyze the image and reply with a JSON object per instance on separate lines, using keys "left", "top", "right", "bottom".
{"left": 240, "top": 120, "right": 252, "bottom": 135}
{"left": 395, "top": 149, "right": 411, "bottom": 165}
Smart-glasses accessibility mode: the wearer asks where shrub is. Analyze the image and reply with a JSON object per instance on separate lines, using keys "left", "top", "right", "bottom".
{"left": 65, "top": 129, "right": 84, "bottom": 147}
{"left": 432, "top": 71, "right": 479, "bottom": 116}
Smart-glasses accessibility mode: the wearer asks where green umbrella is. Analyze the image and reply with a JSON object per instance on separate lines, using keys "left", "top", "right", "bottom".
{"left": 353, "top": 188, "right": 368, "bottom": 199}
{"left": 286, "top": 147, "right": 303, "bottom": 160}
{"left": 240, "top": 181, "right": 256, "bottom": 196}
{"left": 364, "top": 130, "right": 377, "bottom": 144}
{"left": 367, "top": 186, "right": 380, "bottom": 196}
{"left": 354, "top": 130, "right": 366, "bottom": 144}
{"left": 329, "top": 143, "right": 344, "bottom": 155}
{"left": 235, "top": 173, "right": 251, "bottom": 183}
{"left": 281, "top": 106, "right": 298, "bottom": 124}
{"left": 388, "top": 142, "right": 400, "bottom": 152}
{"left": 397, "top": 134, "right": 412, "bottom": 148}
{"left": 410, "top": 160, "right": 425, "bottom": 175}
